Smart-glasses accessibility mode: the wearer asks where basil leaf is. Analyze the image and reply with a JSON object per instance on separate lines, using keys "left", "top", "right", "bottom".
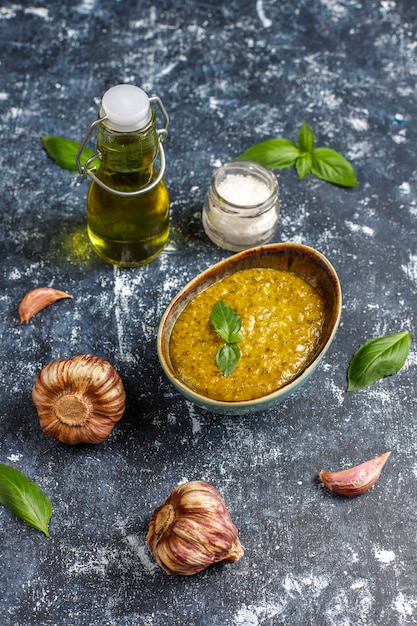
{"left": 296, "top": 153, "right": 313, "bottom": 180}
{"left": 312, "top": 147, "right": 358, "bottom": 187}
{"left": 228, "top": 332, "right": 244, "bottom": 344}
{"left": 0, "top": 464, "right": 52, "bottom": 537}
{"left": 41, "top": 135, "right": 97, "bottom": 172}
{"left": 298, "top": 121, "right": 315, "bottom": 153}
{"left": 210, "top": 300, "right": 242, "bottom": 343}
{"left": 237, "top": 138, "right": 300, "bottom": 169}
{"left": 347, "top": 331, "right": 411, "bottom": 391}
{"left": 210, "top": 301, "right": 244, "bottom": 375}
{"left": 236, "top": 123, "right": 358, "bottom": 187}
{"left": 216, "top": 343, "right": 241, "bottom": 377}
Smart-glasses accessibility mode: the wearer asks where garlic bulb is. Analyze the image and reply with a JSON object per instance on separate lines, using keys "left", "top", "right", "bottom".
{"left": 32, "top": 354, "right": 126, "bottom": 445}
{"left": 146, "top": 480, "right": 244, "bottom": 576}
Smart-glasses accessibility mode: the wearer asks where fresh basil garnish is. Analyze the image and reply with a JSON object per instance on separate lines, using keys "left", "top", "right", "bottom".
{"left": 210, "top": 300, "right": 244, "bottom": 376}
{"left": 347, "top": 331, "right": 411, "bottom": 391}
{"left": 41, "top": 135, "right": 98, "bottom": 173}
{"left": 237, "top": 121, "right": 358, "bottom": 188}
{"left": 216, "top": 343, "right": 241, "bottom": 378}
{"left": 0, "top": 464, "right": 52, "bottom": 537}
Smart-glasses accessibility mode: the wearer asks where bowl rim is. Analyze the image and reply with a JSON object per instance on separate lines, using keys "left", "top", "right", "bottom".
{"left": 157, "top": 242, "right": 342, "bottom": 410}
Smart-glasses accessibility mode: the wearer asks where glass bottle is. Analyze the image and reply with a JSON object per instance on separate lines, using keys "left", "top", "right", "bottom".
{"left": 76, "top": 84, "right": 170, "bottom": 267}
{"left": 202, "top": 160, "right": 280, "bottom": 252}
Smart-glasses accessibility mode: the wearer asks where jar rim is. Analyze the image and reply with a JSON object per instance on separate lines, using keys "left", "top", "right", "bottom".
{"left": 211, "top": 160, "right": 278, "bottom": 209}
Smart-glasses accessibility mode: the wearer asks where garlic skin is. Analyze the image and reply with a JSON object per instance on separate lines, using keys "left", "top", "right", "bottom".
{"left": 32, "top": 354, "right": 126, "bottom": 444}
{"left": 319, "top": 451, "right": 391, "bottom": 497}
{"left": 19, "top": 287, "right": 72, "bottom": 323}
{"left": 146, "top": 480, "right": 244, "bottom": 576}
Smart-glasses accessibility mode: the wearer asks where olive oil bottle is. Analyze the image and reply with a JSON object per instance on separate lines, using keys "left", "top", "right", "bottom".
{"left": 77, "top": 84, "right": 170, "bottom": 267}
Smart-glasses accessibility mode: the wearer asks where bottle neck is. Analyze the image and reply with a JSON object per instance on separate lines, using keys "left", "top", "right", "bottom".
{"left": 96, "top": 109, "right": 159, "bottom": 178}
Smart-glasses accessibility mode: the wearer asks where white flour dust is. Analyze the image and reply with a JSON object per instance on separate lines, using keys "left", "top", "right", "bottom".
{"left": 256, "top": 0, "right": 272, "bottom": 28}
{"left": 6, "top": 453, "right": 22, "bottom": 462}
{"left": 282, "top": 572, "right": 329, "bottom": 598}
{"left": 125, "top": 535, "right": 158, "bottom": 575}
{"left": 319, "top": 0, "right": 350, "bottom": 19}
{"left": 399, "top": 182, "right": 410, "bottom": 195}
{"left": 392, "top": 592, "right": 417, "bottom": 622}
{"left": 345, "top": 220, "right": 375, "bottom": 237}
{"left": 24, "top": 7, "right": 50, "bottom": 20}
{"left": 75, "top": 0, "right": 96, "bottom": 15}
{"left": 374, "top": 548, "right": 396, "bottom": 564}
{"left": 233, "top": 602, "right": 284, "bottom": 625}
{"left": 401, "top": 253, "right": 417, "bottom": 285}
{"left": 112, "top": 267, "right": 146, "bottom": 364}
{"left": 66, "top": 544, "right": 117, "bottom": 579}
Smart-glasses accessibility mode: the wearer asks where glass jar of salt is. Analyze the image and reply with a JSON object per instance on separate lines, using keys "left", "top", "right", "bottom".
{"left": 202, "top": 160, "right": 280, "bottom": 252}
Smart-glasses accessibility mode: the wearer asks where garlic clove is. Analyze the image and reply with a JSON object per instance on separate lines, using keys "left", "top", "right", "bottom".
{"left": 147, "top": 480, "right": 244, "bottom": 576}
{"left": 19, "top": 287, "right": 72, "bottom": 323}
{"left": 319, "top": 451, "right": 391, "bottom": 497}
{"left": 32, "top": 354, "right": 126, "bottom": 445}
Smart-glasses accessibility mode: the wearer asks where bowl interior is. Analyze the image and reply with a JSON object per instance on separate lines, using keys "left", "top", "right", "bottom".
{"left": 157, "top": 243, "right": 341, "bottom": 412}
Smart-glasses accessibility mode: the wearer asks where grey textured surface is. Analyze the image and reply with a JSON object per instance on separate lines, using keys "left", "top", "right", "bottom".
{"left": 1, "top": 1, "right": 416, "bottom": 625}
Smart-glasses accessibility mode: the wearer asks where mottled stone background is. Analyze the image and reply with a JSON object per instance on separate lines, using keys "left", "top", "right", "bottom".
{"left": 0, "top": 1, "right": 416, "bottom": 624}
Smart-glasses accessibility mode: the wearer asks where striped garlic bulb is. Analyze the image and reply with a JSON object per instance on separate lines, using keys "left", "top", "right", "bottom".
{"left": 147, "top": 480, "right": 244, "bottom": 576}
{"left": 32, "top": 354, "right": 126, "bottom": 445}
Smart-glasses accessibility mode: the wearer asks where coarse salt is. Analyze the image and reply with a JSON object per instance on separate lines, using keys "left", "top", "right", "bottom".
{"left": 202, "top": 161, "right": 280, "bottom": 252}
{"left": 216, "top": 174, "right": 271, "bottom": 206}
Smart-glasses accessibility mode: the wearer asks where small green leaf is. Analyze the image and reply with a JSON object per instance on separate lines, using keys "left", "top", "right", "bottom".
{"left": 347, "top": 331, "right": 411, "bottom": 391}
{"left": 228, "top": 332, "right": 244, "bottom": 344}
{"left": 210, "top": 301, "right": 244, "bottom": 375}
{"left": 210, "top": 300, "right": 243, "bottom": 343}
{"left": 237, "top": 138, "right": 300, "bottom": 169}
{"left": 312, "top": 147, "right": 358, "bottom": 187}
{"left": 298, "top": 121, "right": 315, "bottom": 153}
{"left": 0, "top": 464, "right": 52, "bottom": 537}
{"left": 296, "top": 153, "right": 313, "bottom": 180}
{"left": 216, "top": 343, "right": 241, "bottom": 377}
{"left": 41, "top": 135, "right": 98, "bottom": 172}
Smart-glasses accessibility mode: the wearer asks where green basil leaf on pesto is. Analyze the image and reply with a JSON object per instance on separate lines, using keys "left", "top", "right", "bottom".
{"left": 0, "top": 464, "right": 52, "bottom": 537}
{"left": 216, "top": 343, "right": 241, "bottom": 377}
{"left": 210, "top": 300, "right": 243, "bottom": 376}
{"left": 210, "top": 300, "right": 243, "bottom": 343}
{"left": 347, "top": 331, "right": 411, "bottom": 391}
{"left": 41, "top": 135, "right": 97, "bottom": 172}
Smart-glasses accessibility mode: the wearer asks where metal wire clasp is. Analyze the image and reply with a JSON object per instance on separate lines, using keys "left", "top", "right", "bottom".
{"left": 75, "top": 95, "right": 169, "bottom": 198}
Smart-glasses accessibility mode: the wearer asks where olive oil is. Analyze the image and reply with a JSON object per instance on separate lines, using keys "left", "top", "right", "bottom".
{"left": 87, "top": 170, "right": 169, "bottom": 267}
{"left": 80, "top": 84, "right": 170, "bottom": 267}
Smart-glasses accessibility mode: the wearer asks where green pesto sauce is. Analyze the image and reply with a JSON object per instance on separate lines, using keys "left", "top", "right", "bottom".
{"left": 169, "top": 268, "right": 326, "bottom": 402}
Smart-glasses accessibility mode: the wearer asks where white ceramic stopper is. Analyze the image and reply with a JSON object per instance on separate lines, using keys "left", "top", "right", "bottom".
{"left": 101, "top": 84, "right": 152, "bottom": 131}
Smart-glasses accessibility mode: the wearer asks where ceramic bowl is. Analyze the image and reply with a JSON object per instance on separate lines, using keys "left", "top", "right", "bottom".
{"left": 157, "top": 243, "right": 342, "bottom": 415}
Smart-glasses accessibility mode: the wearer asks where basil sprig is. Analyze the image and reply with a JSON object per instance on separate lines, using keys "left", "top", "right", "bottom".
{"left": 210, "top": 300, "right": 244, "bottom": 376}
{"left": 41, "top": 135, "right": 98, "bottom": 172}
{"left": 347, "top": 331, "right": 411, "bottom": 391}
{"left": 0, "top": 464, "right": 52, "bottom": 537}
{"left": 237, "top": 121, "right": 358, "bottom": 187}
